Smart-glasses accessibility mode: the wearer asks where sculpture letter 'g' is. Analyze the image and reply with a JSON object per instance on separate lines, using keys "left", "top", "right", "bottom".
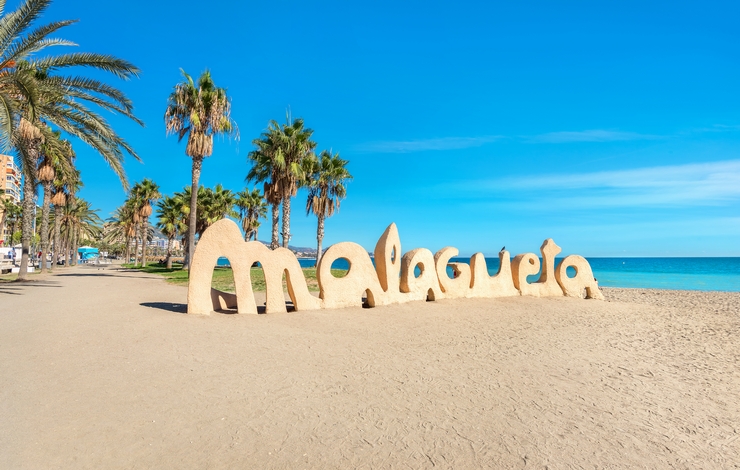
{"left": 187, "top": 219, "right": 604, "bottom": 314}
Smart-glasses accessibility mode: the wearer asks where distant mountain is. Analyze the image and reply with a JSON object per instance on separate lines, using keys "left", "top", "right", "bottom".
{"left": 253, "top": 240, "right": 317, "bottom": 255}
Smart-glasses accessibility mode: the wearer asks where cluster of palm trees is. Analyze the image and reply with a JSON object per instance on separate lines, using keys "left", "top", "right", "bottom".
{"left": 109, "top": 181, "right": 267, "bottom": 269}
{"left": 165, "top": 71, "right": 353, "bottom": 269}
{"left": 0, "top": 0, "right": 142, "bottom": 280}
{"left": 1, "top": 174, "right": 103, "bottom": 270}
{"left": 108, "top": 138, "right": 352, "bottom": 270}
{"left": 246, "top": 115, "right": 353, "bottom": 264}
{"left": 0, "top": 0, "right": 354, "bottom": 280}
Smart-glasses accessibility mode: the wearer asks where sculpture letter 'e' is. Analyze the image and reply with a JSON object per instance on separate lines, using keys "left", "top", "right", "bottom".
{"left": 511, "top": 239, "right": 564, "bottom": 297}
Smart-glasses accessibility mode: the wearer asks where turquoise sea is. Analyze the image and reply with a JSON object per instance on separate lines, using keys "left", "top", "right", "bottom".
{"left": 218, "top": 257, "right": 740, "bottom": 292}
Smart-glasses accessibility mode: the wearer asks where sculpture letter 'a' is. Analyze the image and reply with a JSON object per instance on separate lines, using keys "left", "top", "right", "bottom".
{"left": 187, "top": 219, "right": 604, "bottom": 315}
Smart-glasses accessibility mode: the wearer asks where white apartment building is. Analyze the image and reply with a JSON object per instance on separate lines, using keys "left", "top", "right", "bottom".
{"left": 0, "top": 155, "right": 21, "bottom": 245}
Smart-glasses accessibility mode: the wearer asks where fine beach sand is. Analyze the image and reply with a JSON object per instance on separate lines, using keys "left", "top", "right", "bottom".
{"left": 1, "top": 266, "right": 738, "bottom": 468}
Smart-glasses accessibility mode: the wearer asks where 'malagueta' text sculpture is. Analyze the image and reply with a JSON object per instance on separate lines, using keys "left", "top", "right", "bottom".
{"left": 187, "top": 219, "right": 604, "bottom": 315}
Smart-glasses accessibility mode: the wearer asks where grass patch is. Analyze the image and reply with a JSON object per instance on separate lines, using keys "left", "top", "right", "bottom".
{"left": 0, "top": 271, "right": 41, "bottom": 283}
{"left": 124, "top": 263, "right": 347, "bottom": 293}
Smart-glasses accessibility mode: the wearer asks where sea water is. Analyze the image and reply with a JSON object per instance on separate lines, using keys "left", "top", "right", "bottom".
{"left": 217, "top": 256, "right": 740, "bottom": 292}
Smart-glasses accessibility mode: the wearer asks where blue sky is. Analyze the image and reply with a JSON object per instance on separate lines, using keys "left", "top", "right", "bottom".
{"left": 37, "top": 0, "right": 740, "bottom": 256}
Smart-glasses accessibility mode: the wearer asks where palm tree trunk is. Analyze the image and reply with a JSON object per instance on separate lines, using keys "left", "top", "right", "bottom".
{"left": 166, "top": 236, "right": 173, "bottom": 269}
{"left": 61, "top": 237, "right": 68, "bottom": 267}
{"left": 281, "top": 196, "right": 291, "bottom": 248}
{"left": 254, "top": 225, "right": 259, "bottom": 242}
{"left": 270, "top": 202, "right": 279, "bottom": 249}
{"left": 316, "top": 214, "right": 325, "bottom": 265}
{"left": 69, "top": 193, "right": 78, "bottom": 266}
{"left": 40, "top": 181, "right": 51, "bottom": 273}
{"left": 184, "top": 156, "right": 203, "bottom": 271}
{"left": 124, "top": 236, "right": 130, "bottom": 264}
{"left": 71, "top": 229, "right": 79, "bottom": 266}
{"left": 181, "top": 233, "right": 188, "bottom": 267}
{"left": 141, "top": 221, "right": 148, "bottom": 267}
{"left": 52, "top": 205, "right": 61, "bottom": 267}
{"left": 133, "top": 222, "right": 139, "bottom": 266}
{"left": 18, "top": 175, "right": 35, "bottom": 280}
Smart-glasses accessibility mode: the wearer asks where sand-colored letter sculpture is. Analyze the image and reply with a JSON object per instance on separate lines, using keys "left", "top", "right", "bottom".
{"left": 187, "top": 219, "right": 604, "bottom": 314}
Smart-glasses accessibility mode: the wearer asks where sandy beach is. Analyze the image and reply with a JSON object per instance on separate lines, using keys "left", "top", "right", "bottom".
{"left": 1, "top": 266, "right": 738, "bottom": 469}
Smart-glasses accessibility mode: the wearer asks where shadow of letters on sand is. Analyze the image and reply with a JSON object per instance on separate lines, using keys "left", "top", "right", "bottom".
{"left": 187, "top": 219, "right": 604, "bottom": 315}
{"left": 140, "top": 302, "right": 188, "bottom": 314}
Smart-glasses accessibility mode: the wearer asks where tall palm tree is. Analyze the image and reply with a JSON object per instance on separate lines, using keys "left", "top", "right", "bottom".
{"left": 50, "top": 165, "right": 78, "bottom": 265}
{"left": 65, "top": 174, "right": 82, "bottom": 266}
{"left": 0, "top": 0, "right": 143, "bottom": 279}
{"left": 305, "top": 150, "right": 352, "bottom": 264}
{"left": 156, "top": 195, "right": 185, "bottom": 269}
{"left": 37, "top": 129, "right": 73, "bottom": 272}
{"left": 130, "top": 178, "right": 160, "bottom": 267}
{"left": 275, "top": 116, "right": 315, "bottom": 249}
{"left": 106, "top": 202, "right": 136, "bottom": 264}
{"left": 247, "top": 135, "right": 281, "bottom": 248}
{"left": 164, "top": 69, "right": 237, "bottom": 270}
{"left": 59, "top": 197, "right": 102, "bottom": 257}
{"left": 236, "top": 188, "right": 267, "bottom": 241}
{"left": 247, "top": 115, "right": 315, "bottom": 249}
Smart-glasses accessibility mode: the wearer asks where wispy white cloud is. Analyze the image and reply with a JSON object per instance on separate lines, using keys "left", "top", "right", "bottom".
{"left": 355, "top": 129, "right": 666, "bottom": 152}
{"left": 354, "top": 136, "right": 502, "bottom": 153}
{"left": 692, "top": 124, "right": 740, "bottom": 133}
{"left": 529, "top": 129, "right": 663, "bottom": 143}
{"left": 456, "top": 159, "right": 740, "bottom": 209}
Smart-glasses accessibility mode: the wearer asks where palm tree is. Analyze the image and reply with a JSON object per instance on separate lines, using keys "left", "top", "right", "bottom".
{"left": 247, "top": 115, "right": 316, "bottom": 249}
{"left": 156, "top": 195, "right": 185, "bottom": 269}
{"left": 0, "top": 0, "right": 143, "bottom": 279}
{"left": 305, "top": 150, "right": 352, "bottom": 264}
{"left": 37, "top": 130, "right": 73, "bottom": 272}
{"left": 50, "top": 165, "right": 79, "bottom": 265}
{"left": 106, "top": 202, "right": 136, "bottom": 264}
{"left": 65, "top": 174, "right": 83, "bottom": 266}
{"left": 236, "top": 188, "right": 267, "bottom": 241}
{"left": 276, "top": 116, "right": 315, "bottom": 249}
{"left": 247, "top": 134, "right": 281, "bottom": 248}
{"left": 200, "top": 184, "right": 236, "bottom": 231}
{"left": 2, "top": 198, "right": 22, "bottom": 242}
{"left": 170, "top": 188, "right": 192, "bottom": 262}
{"left": 164, "top": 69, "right": 237, "bottom": 270}
{"left": 130, "top": 179, "right": 160, "bottom": 267}
{"left": 59, "top": 197, "right": 102, "bottom": 257}
{"left": 49, "top": 173, "right": 67, "bottom": 264}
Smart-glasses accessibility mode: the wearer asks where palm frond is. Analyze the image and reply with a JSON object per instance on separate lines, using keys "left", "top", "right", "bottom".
{"left": 0, "top": 19, "right": 77, "bottom": 68}
{"left": 32, "top": 52, "right": 140, "bottom": 79}
{"left": 0, "top": 0, "right": 52, "bottom": 58}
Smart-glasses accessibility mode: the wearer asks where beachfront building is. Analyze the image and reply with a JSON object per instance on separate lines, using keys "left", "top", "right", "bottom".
{"left": 149, "top": 237, "right": 168, "bottom": 249}
{"left": 0, "top": 154, "right": 21, "bottom": 246}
